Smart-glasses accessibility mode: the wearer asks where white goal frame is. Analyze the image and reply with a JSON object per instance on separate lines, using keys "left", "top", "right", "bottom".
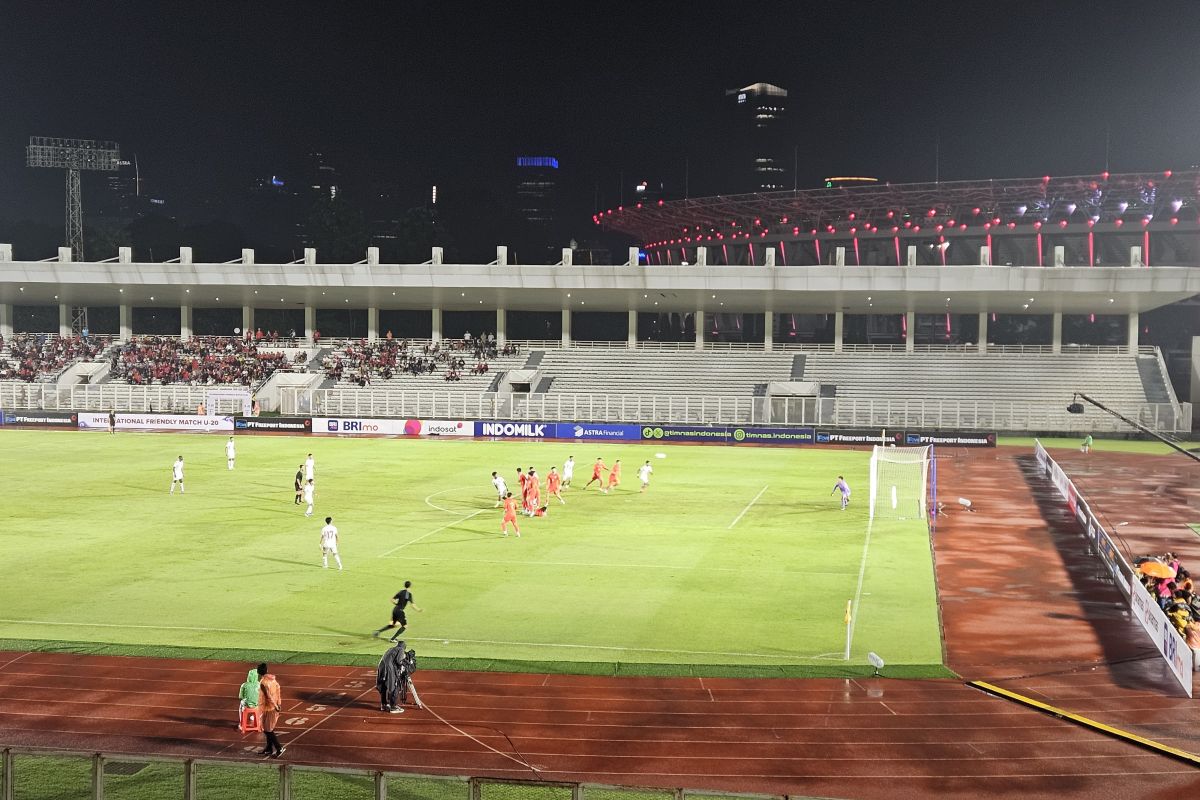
{"left": 868, "top": 444, "right": 932, "bottom": 521}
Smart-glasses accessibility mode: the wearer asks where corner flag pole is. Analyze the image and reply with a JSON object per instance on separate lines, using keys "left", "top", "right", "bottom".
{"left": 843, "top": 599, "right": 853, "bottom": 660}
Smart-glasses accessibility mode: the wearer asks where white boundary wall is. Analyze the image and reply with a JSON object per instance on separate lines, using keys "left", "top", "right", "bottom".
{"left": 1033, "top": 439, "right": 1192, "bottom": 696}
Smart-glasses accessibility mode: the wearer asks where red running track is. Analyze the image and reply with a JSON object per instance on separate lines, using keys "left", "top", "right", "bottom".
{"left": 2, "top": 446, "right": 1199, "bottom": 799}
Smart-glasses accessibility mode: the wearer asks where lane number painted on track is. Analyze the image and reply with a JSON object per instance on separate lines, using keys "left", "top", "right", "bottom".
{"left": 284, "top": 717, "right": 309, "bottom": 726}
{"left": 343, "top": 680, "right": 366, "bottom": 688}
{"left": 305, "top": 704, "right": 327, "bottom": 712}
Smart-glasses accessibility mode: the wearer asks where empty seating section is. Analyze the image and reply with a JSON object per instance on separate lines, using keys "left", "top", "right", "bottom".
{"left": 538, "top": 349, "right": 796, "bottom": 397}
{"left": 801, "top": 352, "right": 1149, "bottom": 410}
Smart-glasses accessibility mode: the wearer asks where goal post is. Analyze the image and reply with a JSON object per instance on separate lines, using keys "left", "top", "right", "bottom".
{"left": 868, "top": 445, "right": 932, "bottom": 521}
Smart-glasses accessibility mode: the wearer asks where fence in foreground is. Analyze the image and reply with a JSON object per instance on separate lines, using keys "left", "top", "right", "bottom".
{"left": 0, "top": 746, "right": 791, "bottom": 800}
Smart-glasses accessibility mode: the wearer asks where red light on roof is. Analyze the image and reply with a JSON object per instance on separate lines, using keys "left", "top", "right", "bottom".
{"left": 891, "top": 226, "right": 899, "bottom": 232}
{"left": 781, "top": 216, "right": 788, "bottom": 223}
{"left": 1170, "top": 217, "right": 1179, "bottom": 225}
{"left": 1007, "top": 222, "right": 1016, "bottom": 229}
{"left": 947, "top": 219, "right": 956, "bottom": 227}
{"left": 913, "top": 225, "right": 921, "bottom": 232}
{"left": 972, "top": 207, "right": 981, "bottom": 215}
{"left": 657, "top": 199, "right": 664, "bottom": 206}
{"left": 1142, "top": 217, "right": 1151, "bottom": 226}
{"left": 1165, "top": 170, "right": 1173, "bottom": 178}
{"left": 636, "top": 202, "right": 642, "bottom": 209}
{"left": 993, "top": 217, "right": 1001, "bottom": 225}
{"left": 1087, "top": 219, "right": 1095, "bottom": 228}
{"left": 904, "top": 220, "right": 912, "bottom": 228}
{"left": 1147, "top": 180, "right": 1156, "bottom": 188}
{"left": 717, "top": 233, "right": 724, "bottom": 239}
{"left": 754, "top": 218, "right": 762, "bottom": 226}
{"left": 792, "top": 227, "right": 800, "bottom": 235}
{"left": 810, "top": 229, "right": 817, "bottom": 235}
{"left": 1042, "top": 175, "right": 1050, "bottom": 182}
{"left": 927, "top": 208, "right": 936, "bottom": 217}
{"left": 618, "top": 205, "right": 623, "bottom": 211}
{"left": 760, "top": 231, "right": 767, "bottom": 237}
{"left": 886, "top": 210, "right": 895, "bottom": 219}
{"left": 1101, "top": 171, "right": 1110, "bottom": 180}
{"left": 935, "top": 224, "right": 944, "bottom": 232}
{"left": 959, "top": 224, "right": 967, "bottom": 230}
{"left": 984, "top": 223, "right": 991, "bottom": 230}
{"left": 848, "top": 212, "right": 856, "bottom": 220}
{"left": 1115, "top": 219, "right": 1124, "bottom": 227}
{"left": 1059, "top": 220, "right": 1068, "bottom": 228}
{"left": 1034, "top": 221, "right": 1042, "bottom": 229}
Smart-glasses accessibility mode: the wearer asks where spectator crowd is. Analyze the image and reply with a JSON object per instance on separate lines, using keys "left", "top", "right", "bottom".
{"left": 323, "top": 335, "right": 514, "bottom": 386}
{"left": 1135, "top": 551, "right": 1200, "bottom": 654}
{"left": 0, "top": 333, "right": 110, "bottom": 382}
{"left": 111, "top": 336, "right": 289, "bottom": 387}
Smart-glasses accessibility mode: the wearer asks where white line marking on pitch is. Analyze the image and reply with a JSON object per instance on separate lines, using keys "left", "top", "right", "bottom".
{"left": 378, "top": 510, "right": 486, "bottom": 557}
{"left": 845, "top": 517, "right": 875, "bottom": 659}
{"left": 0, "top": 619, "right": 808, "bottom": 661}
{"left": 424, "top": 486, "right": 481, "bottom": 515}
{"left": 728, "top": 485, "right": 769, "bottom": 529}
{"left": 380, "top": 554, "right": 850, "bottom": 577}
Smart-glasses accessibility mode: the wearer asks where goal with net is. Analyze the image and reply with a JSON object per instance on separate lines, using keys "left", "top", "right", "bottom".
{"left": 868, "top": 445, "right": 932, "bottom": 521}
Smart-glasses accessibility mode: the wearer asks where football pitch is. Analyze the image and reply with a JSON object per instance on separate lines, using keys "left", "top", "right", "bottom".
{"left": 0, "top": 430, "right": 948, "bottom": 677}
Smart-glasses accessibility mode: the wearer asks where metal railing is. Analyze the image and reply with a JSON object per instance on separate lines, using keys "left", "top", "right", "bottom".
{"left": 0, "top": 745, "right": 791, "bottom": 800}
{"left": 296, "top": 387, "right": 1193, "bottom": 434}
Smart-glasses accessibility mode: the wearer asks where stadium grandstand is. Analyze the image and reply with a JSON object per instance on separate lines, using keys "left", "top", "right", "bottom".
{"left": 0, "top": 171, "right": 1198, "bottom": 433}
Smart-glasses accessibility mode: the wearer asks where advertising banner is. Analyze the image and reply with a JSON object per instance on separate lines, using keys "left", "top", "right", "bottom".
{"left": 903, "top": 431, "right": 997, "bottom": 447}
{"left": 314, "top": 417, "right": 472, "bottom": 436}
{"left": 78, "top": 413, "right": 234, "bottom": 432}
{"left": 554, "top": 422, "right": 643, "bottom": 441}
{"left": 1129, "top": 572, "right": 1193, "bottom": 696}
{"left": 2, "top": 410, "right": 77, "bottom": 427}
{"left": 639, "top": 424, "right": 731, "bottom": 443}
{"left": 234, "top": 417, "right": 312, "bottom": 433}
{"left": 816, "top": 430, "right": 898, "bottom": 445}
{"left": 476, "top": 421, "right": 554, "bottom": 439}
{"left": 730, "top": 426, "right": 815, "bottom": 445}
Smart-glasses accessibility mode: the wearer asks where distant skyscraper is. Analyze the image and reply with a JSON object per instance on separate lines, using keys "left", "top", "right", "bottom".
{"left": 516, "top": 156, "right": 558, "bottom": 228}
{"left": 725, "top": 82, "right": 788, "bottom": 192}
{"left": 101, "top": 155, "right": 142, "bottom": 218}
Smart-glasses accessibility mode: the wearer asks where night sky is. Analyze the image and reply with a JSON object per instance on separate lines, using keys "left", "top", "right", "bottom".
{"left": 1, "top": 1, "right": 1198, "bottom": 230}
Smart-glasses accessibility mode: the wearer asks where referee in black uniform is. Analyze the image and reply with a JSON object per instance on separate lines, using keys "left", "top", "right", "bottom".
{"left": 293, "top": 464, "right": 304, "bottom": 504}
{"left": 372, "top": 581, "right": 423, "bottom": 641}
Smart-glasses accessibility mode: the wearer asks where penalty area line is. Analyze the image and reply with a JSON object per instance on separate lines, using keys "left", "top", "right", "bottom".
{"left": 378, "top": 510, "right": 486, "bottom": 557}
{"left": 727, "top": 485, "right": 769, "bottom": 529}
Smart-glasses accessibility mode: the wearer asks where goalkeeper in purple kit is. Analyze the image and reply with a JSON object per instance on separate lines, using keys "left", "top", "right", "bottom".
{"left": 831, "top": 476, "right": 851, "bottom": 510}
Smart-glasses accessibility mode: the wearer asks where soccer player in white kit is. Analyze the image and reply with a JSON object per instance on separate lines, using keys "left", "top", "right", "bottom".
{"left": 638, "top": 460, "right": 653, "bottom": 493}
{"left": 320, "top": 516, "right": 342, "bottom": 570}
{"left": 169, "top": 456, "right": 185, "bottom": 494}
{"left": 491, "top": 471, "right": 508, "bottom": 507}
{"left": 303, "top": 479, "right": 315, "bottom": 517}
{"left": 225, "top": 437, "right": 236, "bottom": 470}
{"left": 562, "top": 456, "right": 575, "bottom": 488}
{"left": 305, "top": 454, "right": 315, "bottom": 482}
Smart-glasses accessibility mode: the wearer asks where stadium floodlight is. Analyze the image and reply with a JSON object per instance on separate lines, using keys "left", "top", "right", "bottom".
{"left": 26, "top": 136, "right": 121, "bottom": 261}
{"left": 868, "top": 445, "right": 932, "bottom": 521}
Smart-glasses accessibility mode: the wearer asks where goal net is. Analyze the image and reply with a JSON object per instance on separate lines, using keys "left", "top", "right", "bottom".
{"left": 868, "top": 445, "right": 932, "bottom": 521}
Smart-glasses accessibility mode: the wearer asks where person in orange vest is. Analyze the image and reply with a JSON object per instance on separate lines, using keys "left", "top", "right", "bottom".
{"left": 256, "top": 663, "right": 285, "bottom": 758}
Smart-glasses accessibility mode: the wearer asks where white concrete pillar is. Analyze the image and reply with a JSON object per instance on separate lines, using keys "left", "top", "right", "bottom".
{"left": 695, "top": 309, "right": 705, "bottom": 350}
{"left": 906, "top": 245, "right": 917, "bottom": 267}
{"left": 0, "top": 303, "right": 12, "bottom": 339}
{"left": 1127, "top": 312, "right": 1139, "bottom": 349}
{"left": 561, "top": 248, "right": 573, "bottom": 266}
{"left": 496, "top": 308, "right": 506, "bottom": 347}
{"left": 834, "top": 247, "right": 846, "bottom": 267}
{"left": 241, "top": 249, "right": 255, "bottom": 265}
{"left": 764, "top": 310, "right": 774, "bottom": 351}
{"left": 58, "top": 304, "right": 71, "bottom": 337}
{"left": 1191, "top": 337, "right": 1200, "bottom": 406}
{"left": 1053, "top": 246, "right": 1065, "bottom": 267}
{"left": 367, "top": 307, "right": 379, "bottom": 342}
{"left": 627, "top": 309, "right": 637, "bottom": 348}
{"left": 431, "top": 247, "right": 444, "bottom": 265}
{"left": 431, "top": 307, "right": 442, "bottom": 343}
{"left": 119, "top": 304, "right": 132, "bottom": 341}
{"left": 58, "top": 247, "right": 72, "bottom": 263}
{"left": 0, "top": 243, "right": 11, "bottom": 262}
{"left": 181, "top": 305, "right": 193, "bottom": 339}
{"left": 367, "top": 247, "right": 380, "bottom": 266}
{"left": 1052, "top": 312, "right": 1063, "bottom": 354}
{"left": 978, "top": 312, "right": 989, "bottom": 354}
{"left": 834, "top": 311, "right": 844, "bottom": 352}
{"left": 304, "top": 248, "right": 317, "bottom": 265}
{"left": 496, "top": 246, "right": 508, "bottom": 266}
{"left": 118, "top": 247, "right": 132, "bottom": 263}
{"left": 304, "top": 305, "right": 316, "bottom": 342}
{"left": 763, "top": 248, "right": 776, "bottom": 267}
{"left": 242, "top": 306, "right": 253, "bottom": 337}
{"left": 695, "top": 247, "right": 708, "bottom": 266}
{"left": 980, "top": 245, "right": 991, "bottom": 266}
{"left": 1130, "top": 246, "right": 1144, "bottom": 267}
{"left": 561, "top": 308, "right": 571, "bottom": 346}
{"left": 179, "top": 246, "right": 193, "bottom": 264}
{"left": 905, "top": 311, "right": 916, "bottom": 353}
{"left": 628, "top": 246, "right": 640, "bottom": 266}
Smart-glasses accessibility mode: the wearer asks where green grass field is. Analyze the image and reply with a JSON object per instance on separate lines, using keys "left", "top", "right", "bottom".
{"left": 0, "top": 430, "right": 946, "bottom": 677}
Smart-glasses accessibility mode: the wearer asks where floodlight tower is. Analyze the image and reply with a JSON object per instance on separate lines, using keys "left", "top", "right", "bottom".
{"left": 26, "top": 136, "right": 121, "bottom": 261}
